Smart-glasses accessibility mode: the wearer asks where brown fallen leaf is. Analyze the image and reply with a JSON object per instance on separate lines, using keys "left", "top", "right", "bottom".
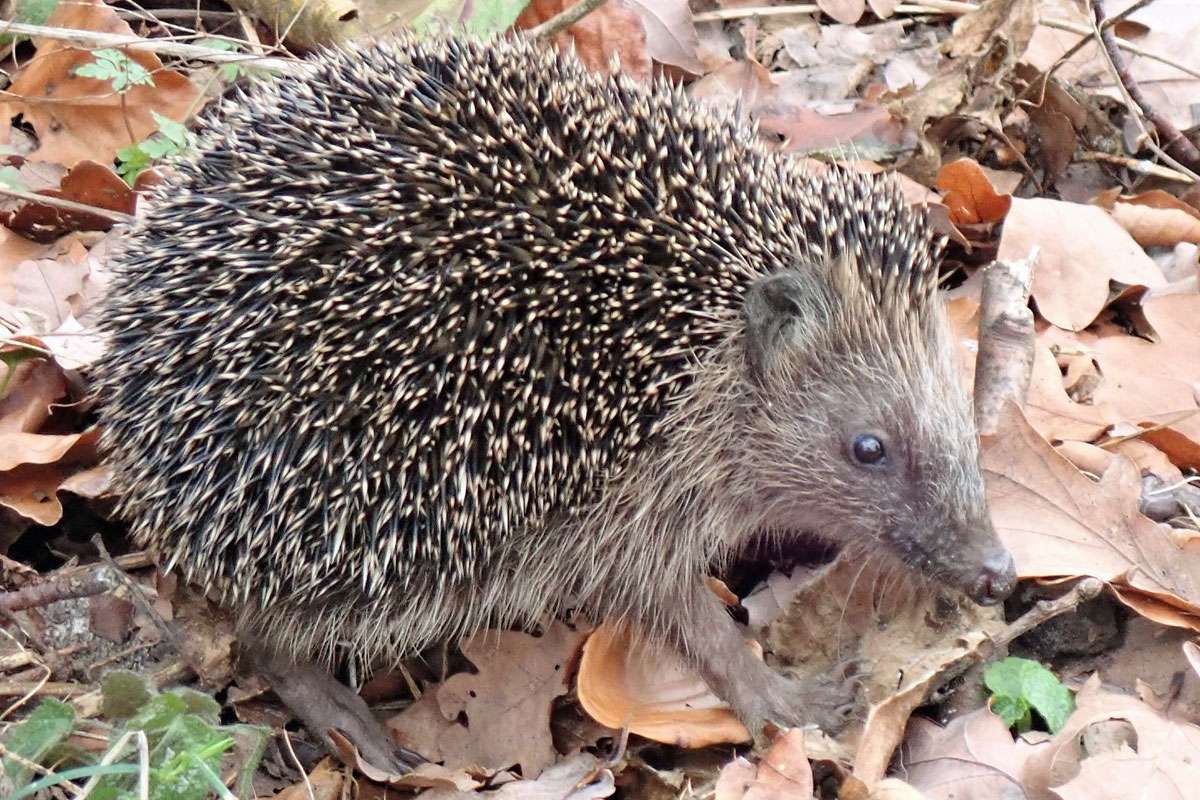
{"left": 389, "top": 621, "right": 589, "bottom": 776}
{"left": 0, "top": 0, "right": 203, "bottom": 167}
{"left": 626, "top": 0, "right": 703, "bottom": 74}
{"left": 714, "top": 729, "right": 813, "bottom": 800}
{"left": 2, "top": 161, "right": 136, "bottom": 242}
{"left": 996, "top": 197, "right": 1165, "bottom": 330}
{"left": 897, "top": 708, "right": 1033, "bottom": 800}
{"left": 516, "top": 0, "right": 651, "bottom": 82}
{"left": 1087, "top": 293, "right": 1200, "bottom": 453}
{"left": 935, "top": 157, "right": 1012, "bottom": 225}
{"left": 575, "top": 620, "right": 750, "bottom": 747}
{"left": 1023, "top": 673, "right": 1200, "bottom": 800}
{"left": 1095, "top": 188, "right": 1200, "bottom": 247}
{"left": 983, "top": 403, "right": 1200, "bottom": 615}
{"left": 273, "top": 758, "right": 345, "bottom": 800}
{"left": 0, "top": 428, "right": 98, "bottom": 525}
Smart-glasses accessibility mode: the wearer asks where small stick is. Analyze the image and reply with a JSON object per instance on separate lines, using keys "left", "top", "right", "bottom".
{"left": 1090, "top": 0, "right": 1200, "bottom": 175}
{"left": 0, "top": 20, "right": 305, "bottom": 75}
{"left": 0, "top": 566, "right": 119, "bottom": 612}
{"left": 973, "top": 249, "right": 1037, "bottom": 437}
{"left": 525, "top": 0, "right": 610, "bottom": 41}
{"left": 993, "top": 577, "right": 1105, "bottom": 648}
{"left": 1078, "top": 151, "right": 1195, "bottom": 184}
{"left": 92, "top": 535, "right": 179, "bottom": 651}
{"left": 0, "top": 185, "right": 137, "bottom": 224}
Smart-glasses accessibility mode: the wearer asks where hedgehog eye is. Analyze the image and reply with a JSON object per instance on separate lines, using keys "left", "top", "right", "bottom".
{"left": 851, "top": 433, "right": 886, "bottom": 466}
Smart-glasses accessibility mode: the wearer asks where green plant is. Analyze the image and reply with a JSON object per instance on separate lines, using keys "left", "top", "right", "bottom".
{"left": 74, "top": 49, "right": 155, "bottom": 92}
{"left": 117, "top": 111, "right": 196, "bottom": 185}
{"left": 984, "top": 656, "right": 1075, "bottom": 733}
{"left": 2, "top": 671, "right": 269, "bottom": 800}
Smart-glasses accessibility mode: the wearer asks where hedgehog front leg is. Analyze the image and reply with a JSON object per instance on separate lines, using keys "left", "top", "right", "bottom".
{"left": 244, "top": 643, "right": 425, "bottom": 774}
{"left": 680, "top": 581, "right": 860, "bottom": 739}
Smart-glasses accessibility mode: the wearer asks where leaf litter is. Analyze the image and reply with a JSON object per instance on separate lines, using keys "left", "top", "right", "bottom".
{"left": 0, "top": 0, "right": 1199, "bottom": 797}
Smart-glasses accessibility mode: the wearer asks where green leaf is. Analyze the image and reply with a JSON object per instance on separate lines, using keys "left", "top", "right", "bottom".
{"left": 988, "top": 694, "right": 1031, "bottom": 731}
{"left": 2, "top": 699, "right": 76, "bottom": 788}
{"left": 101, "top": 670, "right": 155, "bottom": 719}
{"left": 464, "top": 0, "right": 530, "bottom": 35}
{"left": 74, "top": 49, "right": 154, "bottom": 93}
{"left": 124, "top": 692, "right": 189, "bottom": 748}
{"left": 984, "top": 657, "right": 1075, "bottom": 733}
{"left": 0, "top": 0, "right": 61, "bottom": 46}
{"left": 150, "top": 112, "right": 190, "bottom": 148}
{"left": 412, "top": 0, "right": 530, "bottom": 36}
{"left": 0, "top": 165, "right": 27, "bottom": 191}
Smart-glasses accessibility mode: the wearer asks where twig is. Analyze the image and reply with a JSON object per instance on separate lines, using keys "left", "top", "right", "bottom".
{"left": 281, "top": 731, "right": 317, "bottom": 800}
{"left": 974, "top": 250, "right": 1037, "bottom": 437}
{"left": 525, "top": 0, "right": 610, "bottom": 41}
{"left": 92, "top": 535, "right": 179, "bottom": 651}
{"left": 993, "top": 578, "right": 1105, "bottom": 647}
{"left": 0, "top": 20, "right": 306, "bottom": 75}
{"left": 1078, "top": 150, "right": 1196, "bottom": 184}
{"left": 0, "top": 565, "right": 119, "bottom": 612}
{"left": 0, "top": 741, "right": 84, "bottom": 795}
{"left": 0, "top": 680, "right": 83, "bottom": 696}
{"left": 0, "top": 184, "right": 137, "bottom": 224}
{"left": 1090, "top": 0, "right": 1200, "bottom": 174}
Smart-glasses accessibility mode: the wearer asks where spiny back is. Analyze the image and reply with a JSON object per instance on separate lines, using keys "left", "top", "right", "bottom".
{"left": 96, "top": 34, "right": 938, "bottom": 610}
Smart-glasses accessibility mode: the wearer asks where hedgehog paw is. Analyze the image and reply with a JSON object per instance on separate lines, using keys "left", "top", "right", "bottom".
{"left": 249, "top": 649, "right": 425, "bottom": 776}
{"left": 759, "top": 669, "right": 860, "bottom": 735}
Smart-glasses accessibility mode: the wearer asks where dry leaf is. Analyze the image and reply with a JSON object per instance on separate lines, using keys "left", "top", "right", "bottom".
{"left": 983, "top": 403, "right": 1200, "bottom": 614}
{"left": 274, "top": 758, "right": 345, "bottom": 800}
{"left": 996, "top": 198, "right": 1165, "bottom": 330}
{"left": 516, "top": 0, "right": 651, "bottom": 81}
{"left": 626, "top": 0, "right": 703, "bottom": 73}
{"left": 898, "top": 709, "right": 1032, "bottom": 799}
{"left": 389, "top": 622, "right": 589, "bottom": 776}
{"left": 935, "top": 158, "right": 1012, "bottom": 224}
{"left": 714, "top": 729, "right": 814, "bottom": 800}
{"left": 1, "top": 0, "right": 203, "bottom": 167}
{"left": 575, "top": 621, "right": 750, "bottom": 747}
{"left": 1022, "top": 674, "right": 1200, "bottom": 799}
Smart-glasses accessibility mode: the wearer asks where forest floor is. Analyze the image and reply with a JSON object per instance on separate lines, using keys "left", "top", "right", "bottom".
{"left": 1, "top": 0, "right": 1199, "bottom": 798}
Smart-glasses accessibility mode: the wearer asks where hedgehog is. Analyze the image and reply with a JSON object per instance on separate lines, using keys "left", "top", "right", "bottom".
{"left": 94, "top": 33, "right": 1016, "bottom": 769}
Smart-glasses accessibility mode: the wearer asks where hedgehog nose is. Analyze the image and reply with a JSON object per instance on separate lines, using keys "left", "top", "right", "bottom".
{"left": 970, "top": 550, "right": 1017, "bottom": 606}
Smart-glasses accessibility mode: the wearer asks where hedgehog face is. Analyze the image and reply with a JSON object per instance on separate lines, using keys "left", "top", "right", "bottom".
{"left": 740, "top": 268, "right": 1016, "bottom": 606}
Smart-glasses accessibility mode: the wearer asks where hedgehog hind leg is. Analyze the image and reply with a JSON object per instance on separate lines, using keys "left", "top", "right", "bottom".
{"left": 245, "top": 644, "right": 425, "bottom": 775}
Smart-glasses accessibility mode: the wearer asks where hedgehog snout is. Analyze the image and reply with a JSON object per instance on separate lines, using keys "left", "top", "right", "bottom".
{"left": 966, "top": 549, "right": 1017, "bottom": 605}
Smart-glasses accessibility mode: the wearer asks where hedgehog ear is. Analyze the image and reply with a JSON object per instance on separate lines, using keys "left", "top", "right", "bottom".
{"left": 743, "top": 271, "right": 827, "bottom": 383}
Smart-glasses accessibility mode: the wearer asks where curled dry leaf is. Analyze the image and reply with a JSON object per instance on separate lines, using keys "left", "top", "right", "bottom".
{"left": 1094, "top": 188, "right": 1200, "bottom": 247}
{"left": 1024, "top": 674, "right": 1200, "bottom": 800}
{"left": 935, "top": 158, "right": 1012, "bottom": 225}
{"left": 2, "top": 161, "right": 136, "bottom": 242}
{"left": 996, "top": 198, "right": 1165, "bottom": 331}
{"left": 575, "top": 620, "right": 751, "bottom": 747}
{"left": 982, "top": 403, "right": 1200, "bottom": 621}
{"left": 0, "top": 427, "right": 98, "bottom": 525}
